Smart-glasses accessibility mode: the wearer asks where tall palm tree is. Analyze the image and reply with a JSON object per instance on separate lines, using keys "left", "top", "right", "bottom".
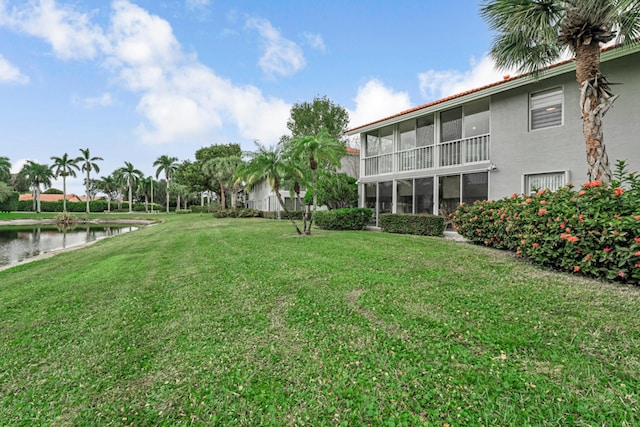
{"left": 115, "top": 162, "right": 143, "bottom": 214}
{"left": 237, "top": 142, "right": 303, "bottom": 234}
{"left": 0, "top": 156, "right": 11, "bottom": 183}
{"left": 78, "top": 148, "right": 103, "bottom": 213}
{"left": 138, "top": 176, "right": 158, "bottom": 213}
{"left": 98, "top": 175, "right": 118, "bottom": 213}
{"left": 481, "top": 0, "right": 640, "bottom": 183}
{"left": 50, "top": 153, "right": 80, "bottom": 212}
{"left": 287, "top": 129, "right": 346, "bottom": 234}
{"left": 19, "top": 161, "right": 54, "bottom": 213}
{"left": 153, "top": 155, "right": 179, "bottom": 213}
{"left": 203, "top": 156, "right": 242, "bottom": 210}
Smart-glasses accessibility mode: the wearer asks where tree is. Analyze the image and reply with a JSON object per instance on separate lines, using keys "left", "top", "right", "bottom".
{"left": 115, "top": 162, "right": 143, "bottom": 214}
{"left": 138, "top": 176, "right": 158, "bottom": 213}
{"left": 286, "top": 95, "right": 350, "bottom": 140}
{"left": 304, "top": 171, "right": 358, "bottom": 210}
{"left": 287, "top": 130, "right": 347, "bottom": 234}
{"left": 203, "top": 156, "right": 242, "bottom": 210}
{"left": 19, "top": 161, "right": 54, "bottom": 213}
{"left": 153, "top": 155, "right": 179, "bottom": 213}
{"left": 481, "top": 0, "right": 640, "bottom": 183}
{"left": 237, "top": 142, "right": 303, "bottom": 234}
{"left": 98, "top": 175, "right": 119, "bottom": 213}
{"left": 50, "top": 153, "right": 80, "bottom": 212}
{"left": 78, "top": 148, "right": 103, "bottom": 213}
{"left": 0, "top": 156, "right": 11, "bottom": 183}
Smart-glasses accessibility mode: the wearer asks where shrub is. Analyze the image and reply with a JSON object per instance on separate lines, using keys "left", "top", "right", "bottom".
{"left": 451, "top": 161, "right": 640, "bottom": 285}
{"left": 176, "top": 209, "right": 192, "bottom": 214}
{"left": 214, "top": 208, "right": 263, "bottom": 218}
{"left": 314, "top": 208, "right": 373, "bottom": 230}
{"left": 0, "top": 191, "right": 19, "bottom": 212}
{"left": 379, "top": 213, "right": 446, "bottom": 237}
{"left": 261, "top": 210, "right": 303, "bottom": 220}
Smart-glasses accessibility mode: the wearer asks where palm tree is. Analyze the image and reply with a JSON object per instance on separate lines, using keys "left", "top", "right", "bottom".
{"left": 203, "top": 156, "right": 242, "bottom": 210}
{"left": 237, "top": 142, "right": 303, "bottom": 234}
{"left": 78, "top": 148, "right": 103, "bottom": 213}
{"left": 138, "top": 176, "right": 158, "bottom": 213}
{"left": 98, "top": 175, "right": 119, "bottom": 212}
{"left": 19, "top": 161, "right": 54, "bottom": 213}
{"left": 481, "top": 0, "right": 640, "bottom": 183}
{"left": 0, "top": 156, "right": 11, "bottom": 183}
{"left": 153, "top": 155, "right": 179, "bottom": 213}
{"left": 50, "top": 153, "right": 80, "bottom": 212}
{"left": 115, "top": 162, "right": 143, "bottom": 214}
{"left": 287, "top": 129, "right": 346, "bottom": 234}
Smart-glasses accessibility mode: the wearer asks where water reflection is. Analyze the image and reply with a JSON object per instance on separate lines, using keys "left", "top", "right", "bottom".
{"left": 0, "top": 224, "right": 138, "bottom": 268}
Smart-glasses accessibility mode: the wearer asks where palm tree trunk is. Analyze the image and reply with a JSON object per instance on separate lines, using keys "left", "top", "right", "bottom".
{"left": 36, "top": 187, "right": 41, "bottom": 213}
{"left": 575, "top": 42, "right": 614, "bottom": 183}
{"left": 306, "top": 165, "right": 318, "bottom": 235}
{"left": 85, "top": 170, "right": 90, "bottom": 214}
{"left": 166, "top": 181, "right": 170, "bottom": 214}
{"left": 62, "top": 176, "right": 67, "bottom": 213}
{"left": 219, "top": 182, "right": 226, "bottom": 209}
{"left": 128, "top": 182, "right": 133, "bottom": 214}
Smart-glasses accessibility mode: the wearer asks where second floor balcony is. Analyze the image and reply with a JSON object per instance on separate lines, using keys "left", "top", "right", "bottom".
{"left": 363, "top": 133, "right": 490, "bottom": 177}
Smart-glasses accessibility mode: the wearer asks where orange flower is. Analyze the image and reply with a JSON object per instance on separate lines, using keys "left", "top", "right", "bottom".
{"left": 578, "top": 190, "right": 586, "bottom": 196}
{"left": 613, "top": 187, "right": 624, "bottom": 197}
{"left": 584, "top": 254, "right": 592, "bottom": 261}
{"left": 635, "top": 251, "right": 640, "bottom": 257}
{"left": 573, "top": 266, "right": 581, "bottom": 272}
{"left": 635, "top": 238, "right": 640, "bottom": 243}
{"left": 532, "top": 242, "right": 540, "bottom": 248}
{"left": 538, "top": 208, "right": 547, "bottom": 215}
{"left": 537, "top": 189, "right": 546, "bottom": 195}
{"left": 567, "top": 236, "right": 579, "bottom": 243}
{"left": 604, "top": 247, "right": 612, "bottom": 252}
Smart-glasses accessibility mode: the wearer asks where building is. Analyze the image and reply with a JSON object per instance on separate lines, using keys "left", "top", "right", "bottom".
{"left": 345, "top": 44, "right": 640, "bottom": 226}
{"left": 18, "top": 193, "right": 85, "bottom": 203}
{"left": 245, "top": 147, "right": 360, "bottom": 213}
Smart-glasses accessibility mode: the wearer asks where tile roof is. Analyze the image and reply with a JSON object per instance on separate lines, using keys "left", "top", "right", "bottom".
{"left": 345, "top": 42, "right": 631, "bottom": 134}
{"left": 19, "top": 193, "right": 84, "bottom": 202}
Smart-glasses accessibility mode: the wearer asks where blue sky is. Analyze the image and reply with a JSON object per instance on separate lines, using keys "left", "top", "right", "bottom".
{"left": 0, "top": 0, "right": 508, "bottom": 195}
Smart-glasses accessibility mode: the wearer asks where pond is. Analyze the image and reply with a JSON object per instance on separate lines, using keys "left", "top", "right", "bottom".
{"left": 0, "top": 224, "right": 138, "bottom": 269}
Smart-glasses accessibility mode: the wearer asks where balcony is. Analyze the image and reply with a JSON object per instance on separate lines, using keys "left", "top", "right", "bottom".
{"left": 363, "top": 134, "right": 490, "bottom": 177}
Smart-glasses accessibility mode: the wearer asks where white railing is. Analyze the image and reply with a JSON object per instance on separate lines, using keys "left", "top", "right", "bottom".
{"left": 364, "top": 153, "right": 393, "bottom": 176}
{"left": 363, "top": 134, "right": 490, "bottom": 176}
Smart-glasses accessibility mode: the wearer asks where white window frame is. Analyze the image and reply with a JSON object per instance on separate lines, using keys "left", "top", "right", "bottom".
{"left": 522, "top": 170, "right": 570, "bottom": 194}
{"left": 529, "top": 87, "right": 564, "bottom": 131}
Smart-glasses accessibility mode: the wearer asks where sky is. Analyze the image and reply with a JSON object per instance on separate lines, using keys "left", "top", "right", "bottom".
{"left": 0, "top": 0, "right": 510, "bottom": 195}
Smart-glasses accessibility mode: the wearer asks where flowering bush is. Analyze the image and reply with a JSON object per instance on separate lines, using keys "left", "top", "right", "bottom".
{"left": 451, "top": 161, "right": 640, "bottom": 285}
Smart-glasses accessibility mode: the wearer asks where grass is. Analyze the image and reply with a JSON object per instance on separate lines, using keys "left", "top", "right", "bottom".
{"left": 1, "top": 215, "right": 639, "bottom": 426}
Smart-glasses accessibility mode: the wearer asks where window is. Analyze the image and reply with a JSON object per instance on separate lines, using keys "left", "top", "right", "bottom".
{"left": 464, "top": 99, "right": 490, "bottom": 137}
{"left": 530, "top": 88, "right": 563, "bottom": 130}
{"left": 415, "top": 177, "right": 434, "bottom": 214}
{"left": 417, "top": 115, "right": 435, "bottom": 146}
{"left": 396, "top": 179, "right": 413, "bottom": 213}
{"left": 399, "top": 120, "right": 416, "bottom": 151}
{"left": 379, "top": 181, "right": 393, "bottom": 214}
{"left": 524, "top": 171, "right": 567, "bottom": 194}
{"left": 440, "top": 108, "right": 463, "bottom": 142}
{"left": 365, "top": 132, "right": 379, "bottom": 157}
{"left": 380, "top": 126, "right": 394, "bottom": 154}
{"left": 462, "top": 172, "right": 488, "bottom": 205}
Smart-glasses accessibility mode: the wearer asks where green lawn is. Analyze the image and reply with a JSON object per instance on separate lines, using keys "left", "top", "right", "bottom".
{"left": 1, "top": 215, "right": 639, "bottom": 426}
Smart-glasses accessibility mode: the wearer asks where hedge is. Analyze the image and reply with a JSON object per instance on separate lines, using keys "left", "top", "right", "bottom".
{"left": 0, "top": 192, "right": 19, "bottom": 212}
{"left": 314, "top": 208, "right": 373, "bottom": 230}
{"left": 379, "top": 213, "right": 446, "bottom": 237}
{"left": 16, "top": 200, "right": 153, "bottom": 213}
{"left": 451, "top": 161, "right": 640, "bottom": 285}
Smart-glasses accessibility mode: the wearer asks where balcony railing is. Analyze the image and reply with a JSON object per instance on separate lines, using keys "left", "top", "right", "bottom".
{"left": 363, "top": 134, "right": 490, "bottom": 176}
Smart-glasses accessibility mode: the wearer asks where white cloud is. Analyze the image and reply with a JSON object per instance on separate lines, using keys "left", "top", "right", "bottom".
{"left": 303, "top": 32, "right": 326, "bottom": 52}
{"left": 73, "top": 92, "right": 114, "bottom": 109}
{"left": 186, "top": 0, "right": 210, "bottom": 9}
{"left": 0, "top": 0, "right": 293, "bottom": 146}
{"left": 11, "top": 158, "right": 29, "bottom": 174}
{"left": 348, "top": 79, "right": 412, "bottom": 129}
{"left": 0, "top": 0, "right": 106, "bottom": 60}
{"left": 0, "top": 53, "right": 29, "bottom": 84}
{"left": 245, "top": 17, "right": 305, "bottom": 78}
{"left": 418, "top": 55, "right": 516, "bottom": 101}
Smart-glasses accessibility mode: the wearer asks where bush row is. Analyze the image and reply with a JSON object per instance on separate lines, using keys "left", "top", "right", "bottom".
{"left": 451, "top": 165, "right": 640, "bottom": 285}
{"left": 314, "top": 208, "right": 373, "bottom": 230}
{"left": 262, "top": 210, "right": 304, "bottom": 220}
{"left": 16, "top": 200, "right": 162, "bottom": 213}
{"left": 214, "top": 209, "right": 263, "bottom": 218}
{"left": 380, "top": 213, "right": 446, "bottom": 237}
{"left": 0, "top": 192, "right": 19, "bottom": 212}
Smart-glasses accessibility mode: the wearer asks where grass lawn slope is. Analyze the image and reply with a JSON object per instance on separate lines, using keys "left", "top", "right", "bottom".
{"left": 1, "top": 216, "right": 639, "bottom": 425}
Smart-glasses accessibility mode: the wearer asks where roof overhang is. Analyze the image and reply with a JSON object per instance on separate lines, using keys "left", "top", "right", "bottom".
{"left": 345, "top": 43, "right": 640, "bottom": 136}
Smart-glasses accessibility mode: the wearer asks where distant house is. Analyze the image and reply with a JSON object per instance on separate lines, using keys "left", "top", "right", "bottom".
{"left": 345, "top": 43, "right": 640, "bottom": 226}
{"left": 19, "top": 193, "right": 84, "bottom": 203}
{"left": 245, "top": 147, "right": 361, "bottom": 213}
